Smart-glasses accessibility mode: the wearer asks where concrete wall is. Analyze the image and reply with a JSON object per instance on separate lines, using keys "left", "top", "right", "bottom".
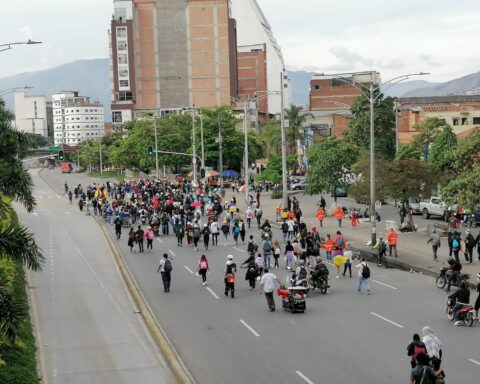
{"left": 14, "top": 92, "right": 50, "bottom": 137}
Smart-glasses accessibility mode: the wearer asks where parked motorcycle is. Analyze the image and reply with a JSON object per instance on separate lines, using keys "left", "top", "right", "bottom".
{"left": 446, "top": 298, "right": 475, "bottom": 327}
{"left": 435, "top": 267, "right": 470, "bottom": 289}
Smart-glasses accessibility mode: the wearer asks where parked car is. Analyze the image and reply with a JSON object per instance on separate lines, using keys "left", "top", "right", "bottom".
{"left": 332, "top": 187, "right": 348, "bottom": 198}
{"left": 288, "top": 179, "right": 309, "bottom": 191}
{"left": 419, "top": 197, "right": 447, "bottom": 220}
{"left": 407, "top": 197, "right": 421, "bottom": 214}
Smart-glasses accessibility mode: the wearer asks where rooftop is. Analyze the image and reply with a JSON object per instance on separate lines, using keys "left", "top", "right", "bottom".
{"left": 398, "top": 95, "right": 480, "bottom": 104}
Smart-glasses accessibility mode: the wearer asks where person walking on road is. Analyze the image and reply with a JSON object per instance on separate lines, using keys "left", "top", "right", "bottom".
{"left": 224, "top": 255, "right": 237, "bottom": 298}
{"left": 421, "top": 326, "right": 442, "bottom": 361}
{"left": 255, "top": 206, "right": 263, "bottom": 228}
{"left": 356, "top": 258, "right": 371, "bottom": 294}
{"left": 260, "top": 269, "right": 282, "bottom": 312}
{"left": 232, "top": 221, "right": 241, "bottom": 245}
{"left": 273, "top": 240, "right": 281, "bottom": 269}
{"left": 210, "top": 219, "right": 219, "bottom": 246}
{"left": 284, "top": 240, "right": 295, "bottom": 269}
{"left": 175, "top": 222, "right": 185, "bottom": 247}
{"left": 408, "top": 352, "right": 442, "bottom": 383}
{"left": 427, "top": 229, "right": 441, "bottom": 261}
{"left": 128, "top": 227, "right": 137, "bottom": 253}
{"left": 136, "top": 226, "right": 145, "bottom": 253}
{"left": 221, "top": 220, "right": 230, "bottom": 246}
{"left": 386, "top": 227, "right": 398, "bottom": 257}
{"left": 245, "top": 206, "right": 254, "bottom": 228}
{"left": 201, "top": 224, "right": 210, "bottom": 251}
{"left": 239, "top": 220, "right": 246, "bottom": 244}
{"left": 197, "top": 255, "right": 209, "bottom": 285}
{"left": 145, "top": 226, "right": 154, "bottom": 250}
{"left": 323, "top": 234, "right": 334, "bottom": 261}
{"left": 315, "top": 207, "right": 326, "bottom": 228}
{"left": 342, "top": 245, "right": 353, "bottom": 277}
{"left": 332, "top": 206, "right": 345, "bottom": 227}
{"left": 114, "top": 216, "right": 122, "bottom": 239}
{"left": 192, "top": 224, "right": 201, "bottom": 251}
{"left": 464, "top": 229, "right": 476, "bottom": 264}
{"left": 157, "top": 253, "right": 173, "bottom": 292}
{"left": 262, "top": 234, "right": 273, "bottom": 269}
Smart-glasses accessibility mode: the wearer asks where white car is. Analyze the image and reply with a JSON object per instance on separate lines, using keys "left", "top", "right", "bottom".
{"left": 288, "top": 179, "right": 308, "bottom": 190}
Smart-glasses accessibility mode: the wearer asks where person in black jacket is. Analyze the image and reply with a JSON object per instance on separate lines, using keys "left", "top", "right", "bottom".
{"left": 449, "top": 281, "right": 470, "bottom": 325}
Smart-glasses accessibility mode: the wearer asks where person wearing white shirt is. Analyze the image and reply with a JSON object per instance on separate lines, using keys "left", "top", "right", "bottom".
{"left": 260, "top": 269, "right": 282, "bottom": 312}
{"left": 210, "top": 220, "right": 220, "bottom": 246}
{"left": 422, "top": 326, "right": 442, "bottom": 360}
{"left": 355, "top": 258, "right": 371, "bottom": 294}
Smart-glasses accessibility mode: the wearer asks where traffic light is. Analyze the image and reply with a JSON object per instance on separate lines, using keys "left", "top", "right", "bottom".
{"left": 147, "top": 145, "right": 154, "bottom": 155}
{"left": 200, "top": 168, "right": 205, "bottom": 178}
{"left": 58, "top": 150, "right": 64, "bottom": 161}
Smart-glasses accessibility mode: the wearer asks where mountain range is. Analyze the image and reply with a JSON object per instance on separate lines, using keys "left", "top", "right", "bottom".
{"left": 1, "top": 58, "right": 479, "bottom": 121}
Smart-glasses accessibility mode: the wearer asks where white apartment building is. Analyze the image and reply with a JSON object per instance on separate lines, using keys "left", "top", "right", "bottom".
{"left": 14, "top": 92, "right": 53, "bottom": 138}
{"left": 231, "top": 0, "right": 290, "bottom": 115}
{"left": 52, "top": 91, "right": 105, "bottom": 146}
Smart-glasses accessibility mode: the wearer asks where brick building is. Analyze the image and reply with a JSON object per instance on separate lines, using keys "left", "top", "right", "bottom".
{"left": 396, "top": 95, "right": 480, "bottom": 144}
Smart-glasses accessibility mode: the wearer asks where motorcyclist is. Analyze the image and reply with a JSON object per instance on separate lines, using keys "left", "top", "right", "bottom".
{"left": 448, "top": 281, "right": 470, "bottom": 325}
{"left": 311, "top": 257, "right": 329, "bottom": 284}
{"left": 294, "top": 259, "right": 308, "bottom": 286}
{"left": 64, "top": 182, "right": 68, "bottom": 193}
{"left": 446, "top": 258, "right": 462, "bottom": 292}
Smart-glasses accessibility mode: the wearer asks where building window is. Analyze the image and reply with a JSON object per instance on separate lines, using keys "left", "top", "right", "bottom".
{"left": 314, "top": 84, "right": 320, "bottom": 90}
{"left": 461, "top": 117, "right": 468, "bottom": 125}
{"left": 473, "top": 117, "right": 480, "bottom": 124}
{"left": 119, "top": 79, "right": 129, "bottom": 87}
{"left": 119, "top": 69, "right": 129, "bottom": 78}
{"left": 331, "top": 78, "right": 350, "bottom": 87}
{"left": 117, "top": 41, "right": 127, "bottom": 51}
{"left": 118, "top": 54, "right": 128, "bottom": 65}
{"left": 452, "top": 118, "right": 459, "bottom": 125}
{"left": 117, "top": 27, "right": 127, "bottom": 38}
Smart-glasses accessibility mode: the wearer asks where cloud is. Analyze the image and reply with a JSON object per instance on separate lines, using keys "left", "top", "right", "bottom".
{"left": 18, "top": 25, "right": 34, "bottom": 39}
{"left": 418, "top": 54, "right": 442, "bottom": 68}
{"left": 378, "top": 58, "right": 405, "bottom": 70}
{"left": 328, "top": 47, "right": 375, "bottom": 70}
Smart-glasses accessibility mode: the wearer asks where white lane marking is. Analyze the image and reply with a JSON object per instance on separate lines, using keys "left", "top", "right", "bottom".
{"left": 184, "top": 265, "right": 194, "bottom": 274}
{"left": 233, "top": 246, "right": 245, "bottom": 253}
{"left": 56, "top": 195, "right": 62, "bottom": 198}
{"left": 468, "top": 358, "right": 480, "bottom": 366}
{"left": 370, "top": 312, "right": 404, "bottom": 329}
{"left": 156, "top": 238, "right": 163, "bottom": 243}
{"left": 239, "top": 319, "right": 260, "bottom": 337}
{"left": 32, "top": 212, "right": 38, "bottom": 216}
{"left": 206, "top": 287, "right": 220, "bottom": 300}
{"left": 371, "top": 279, "right": 397, "bottom": 290}
{"left": 168, "top": 250, "right": 175, "bottom": 256}
{"left": 295, "top": 370, "right": 315, "bottom": 384}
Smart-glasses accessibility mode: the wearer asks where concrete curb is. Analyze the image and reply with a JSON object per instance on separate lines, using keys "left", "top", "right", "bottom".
{"left": 97, "top": 220, "right": 196, "bottom": 384}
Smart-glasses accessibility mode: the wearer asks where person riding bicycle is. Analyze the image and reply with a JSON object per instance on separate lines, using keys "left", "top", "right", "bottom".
{"left": 448, "top": 281, "right": 470, "bottom": 325}
{"left": 446, "top": 258, "right": 462, "bottom": 292}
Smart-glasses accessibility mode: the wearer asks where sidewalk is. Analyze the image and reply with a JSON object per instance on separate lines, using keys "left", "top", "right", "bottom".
{"left": 226, "top": 190, "right": 480, "bottom": 279}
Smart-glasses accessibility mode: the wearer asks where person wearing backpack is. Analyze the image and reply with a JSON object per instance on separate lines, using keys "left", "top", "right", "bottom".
{"left": 407, "top": 333, "right": 428, "bottom": 368}
{"left": 355, "top": 257, "right": 371, "bottom": 294}
{"left": 197, "top": 255, "right": 209, "bottom": 285}
{"left": 157, "top": 253, "right": 173, "bottom": 292}
{"left": 262, "top": 234, "right": 273, "bottom": 269}
{"left": 255, "top": 206, "right": 263, "bottom": 228}
{"left": 192, "top": 224, "right": 201, "bottom": 251}
{"left": 232, "top": 222, "right": 241, "bottom": 245}
{"left": 210, "top": 219, "right": 220, "bottom": 246}
{"left": 464, "top": 229, "right": 475, "bottom": 264}
{"left": 247, "top": 235, "right": 258, "bottom": 256}
{"left": 451, "top": 232, "right": 461, "bottom": 263}
{"left": 373, "top": 237, "right": 387, "bottom": 266}
{"left": 409, "top": 352, "right": 442, "bottom": 384}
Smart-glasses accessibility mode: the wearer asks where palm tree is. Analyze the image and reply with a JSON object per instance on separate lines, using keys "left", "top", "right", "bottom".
{"left": 284, "top": 105, "right": 312, "bottom": 155}
{"left": 257, "top": 119, "right": 281, "bottom": 157}
{"left": 0, "top": 98, "right": 43, "bottom": 343}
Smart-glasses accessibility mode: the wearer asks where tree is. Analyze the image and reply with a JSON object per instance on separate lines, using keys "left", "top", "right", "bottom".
{"left": 452, "top": 128, "right": 480, "bottom": 172}
{"left": 25, "top": 133, "right": 50, "bottom": 149}
{"left": 257, "top": 119, "right": 281, "bottom": 157}
{"left": 344, "top": 90, "right": 396, "bottom": 159}
{"left": 429, "top": 125, "right": 457, "bottom": 171}
{"left": 305, "top": 138, "right": 360, "bottom": 196}
{"left": 0, "top": 98, "right": 44, "bottom": 343}
{"left": 441, "top": 164, "right": 480, "bottom": 216}
{"left": 410, "top": 117, "right": 446, "bottom": 151}
{"left": 395, "top": 144, "right": 422, "bottom": 160}
{"left": 284, "top": 105, "right": 312, "bottom": 155}
{"left": 254, "top": 155, "right": 296, "bottom": 183}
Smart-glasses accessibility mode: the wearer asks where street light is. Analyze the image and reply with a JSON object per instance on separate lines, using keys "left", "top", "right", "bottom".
{"left": 333, "top": 71, "right": 429, "bottom": 245}
{"left": 0, "top": 39, "right": 42, "bottom": 53}
{"left": 0, "top": 86, "right": 33, "bottom": 96}
{"left": 231, "top": 90, "right": 281, "bottom": 206}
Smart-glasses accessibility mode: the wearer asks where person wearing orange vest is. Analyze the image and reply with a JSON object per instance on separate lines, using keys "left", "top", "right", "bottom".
{"left": 332, "top": 206, "right": 345, "bottom": 228}
{"left": 275, "top": 203, "right": 282, "bottom": 222}
{"left": 315, "top": 207, "right": 326, "bottom": 227}
{"left": 323, "top": 234, "right": 335, "bottom": 261}
{"left": 386, "top": 227, "right": 398, "bottom": 257}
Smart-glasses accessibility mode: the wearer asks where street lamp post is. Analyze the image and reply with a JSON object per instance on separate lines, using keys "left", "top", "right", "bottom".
{"left": 280, "top": 72, "right": 288, "bottom": 210}
{"left": 0, "top": 39, "right": 42, "bottom": 53}
{"left": 333, "top": 71, "right": 429, "bottom": 245}
{"left": 154, "top": 118, "right": 159, "bottom": 180}
{"left": 0, "top": 86, "right": 33, "bottom": 96}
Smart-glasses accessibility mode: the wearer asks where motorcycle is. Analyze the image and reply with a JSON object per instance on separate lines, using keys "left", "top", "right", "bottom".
{"left": 435, "top": 267, "right": 470, "bottom": 290}
{"left": 287, "top": 271, "right": 310, "bottom": 294}
{"left": 140, "top": 214, "right": 148, "bottom": 225}
{"left": 446, "top": 298, "right": 476, "bottom": 327}
{"left": 277, "top": 286, "right": 307, "bottom": 313}
{"left": 309, "top": 274, "right": 329, "bottom": 294}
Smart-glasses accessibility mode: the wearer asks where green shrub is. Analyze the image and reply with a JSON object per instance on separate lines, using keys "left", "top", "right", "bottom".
{"left": 271, "top": 189, "right": 283, "bottom": 199}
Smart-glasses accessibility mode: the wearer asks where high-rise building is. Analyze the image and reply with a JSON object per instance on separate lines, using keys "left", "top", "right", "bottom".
{"left": 230, "top": 0, "right": 289, "bottom": 116}
{"left": 109, "top": 0, "right": 238, "bottom": 131}
{"left": 52, "top": 91, "right": 105, "bottom": 146}
{"left": 14, "top": 92, "right": 53, "bottom": 138}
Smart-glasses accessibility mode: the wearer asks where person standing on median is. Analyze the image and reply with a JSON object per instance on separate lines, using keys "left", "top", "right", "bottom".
{"left": 386, "top": 227, "right": 398, "bottom": 257}
{"left": 356, "top": 257, "right": 371, "bottom": 294}
{"left": 427, "top": 229, "right": 441, "bottom": 261}
{"left": 259, "top": 268, "right": 282, "bottom": 312}
{"left": 157, "top": 253, "right": 173, "bottom": 292}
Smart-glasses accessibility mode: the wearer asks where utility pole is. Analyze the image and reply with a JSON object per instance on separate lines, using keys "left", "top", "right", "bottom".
{"left": 280, "top": 72, "right": 288, "bottom": 209}
{"left": 394, "top": 99, "right": 400, "bottom": 155}
{"left": 99, "top": 139, "right": 103, "bottom": 175}
{"left": 154, "top": 118, "right": 159, "bottom": 180}
{"left": 369, "top": 81, "right": 376, "bottom": 245}
{"left": 192, "top": 113, "right": 197, "bottom": 185}
{"left": 243, "top": 99, "right": 249, "bottom": 205}
{"left": 217, "top": 114, "right": 224, "bottom": 189}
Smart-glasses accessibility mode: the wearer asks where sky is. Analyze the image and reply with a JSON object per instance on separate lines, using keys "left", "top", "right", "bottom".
{"left": 1, "top": 0, "right": 479, "bottom": 83}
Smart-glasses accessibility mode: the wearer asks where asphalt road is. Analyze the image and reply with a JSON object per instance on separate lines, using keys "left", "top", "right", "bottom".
{"left": 38, "top": 169, "right": 480, "bottom": 384}
{"left": 19, "top": 169, "right": 176, "bottom": 384}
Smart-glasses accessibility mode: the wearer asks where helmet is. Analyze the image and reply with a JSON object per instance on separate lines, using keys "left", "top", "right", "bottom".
{"left": 227, "top": 255, "right": 234, "bottom": 260}
{"left": 316, "top": 257, "right": 323, "bottom": 264}
{"left": 204, "top": 223, "right": 208, "bottom": 227}
{"left": 226, "top": 261, "right": 232, "bottom": 266}
{"left": 447, "top": 258, "right": 455, "bottom": 266}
